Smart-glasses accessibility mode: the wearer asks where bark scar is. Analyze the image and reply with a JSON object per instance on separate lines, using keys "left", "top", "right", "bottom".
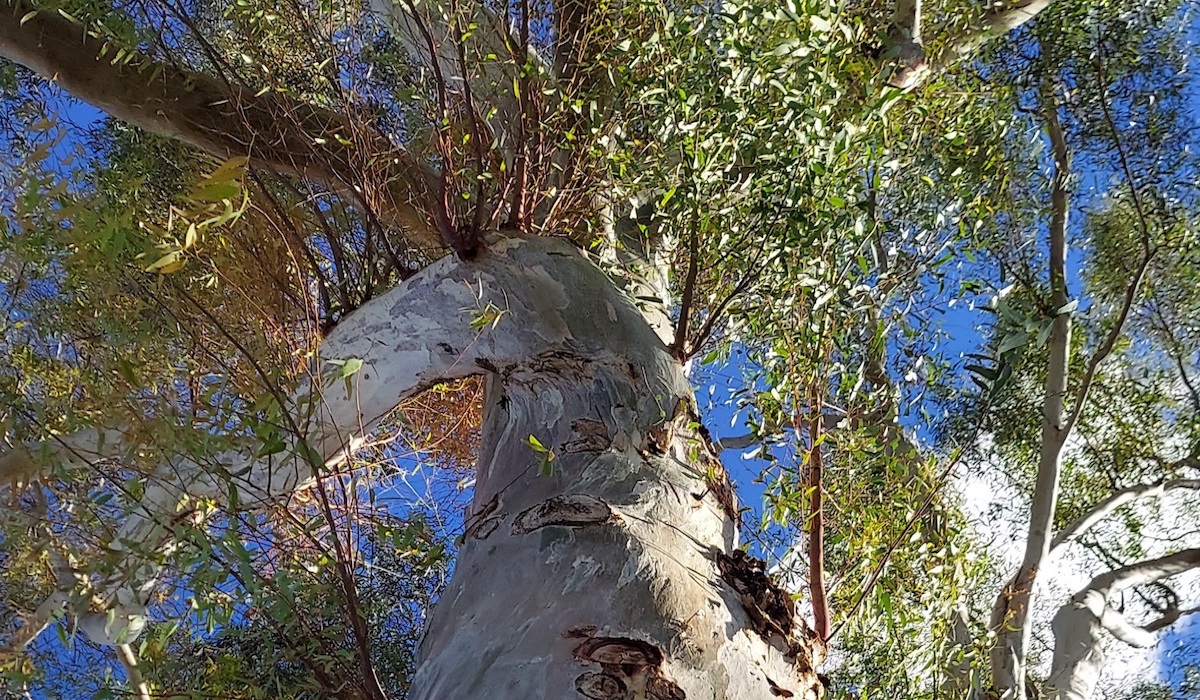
{"left": 564, "top": 418, "right": 612, "bottom": 454}
{"left": 715, "top": 549, "right": 820, "bottom": 662}
{"left": 462, "top": 493, "right": 500, "bottom": 541}
{"left": 567, "top": 631, "right": 686, "bottom": 700}
{"left": 511, "top": 494, "right": 612, "bottom": 534}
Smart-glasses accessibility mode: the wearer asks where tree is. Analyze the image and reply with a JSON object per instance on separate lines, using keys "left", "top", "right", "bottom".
{"left": 0, "top": 0, "right": 1196, "bottom": 698}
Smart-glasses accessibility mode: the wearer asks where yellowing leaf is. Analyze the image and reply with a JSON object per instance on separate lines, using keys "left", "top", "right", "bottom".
{"left": 145, "top": 250, "right": 184, "bottom": 273}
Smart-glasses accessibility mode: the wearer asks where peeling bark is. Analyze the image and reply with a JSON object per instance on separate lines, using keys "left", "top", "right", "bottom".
{"left": 408, "top": 237, "right": 824, "bottom": 697}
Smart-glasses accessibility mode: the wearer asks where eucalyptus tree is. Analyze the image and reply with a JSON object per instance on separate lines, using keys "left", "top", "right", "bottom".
{"left": 0, "top": 0, "right": 1182, "bottom": 698}
{"left": 939, "top": 7, "right": 1200, "bottom": 698}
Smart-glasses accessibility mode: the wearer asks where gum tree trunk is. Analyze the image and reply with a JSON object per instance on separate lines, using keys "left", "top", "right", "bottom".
{"left": 4, "top": 234, "right": 823, "bottom": 699}
{"left": 407, "top": 239, "right": 824, "bottom": 699}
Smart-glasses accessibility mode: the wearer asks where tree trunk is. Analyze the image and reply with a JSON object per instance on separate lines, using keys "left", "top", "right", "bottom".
{"left": 990, "top": 80, "right": 1072, "bottom": 700}
{"left": 406, "top": 240, "right": 824, "bottom": 699}
{"left": 3, "top": 233, "right": 823, "bottom": 698}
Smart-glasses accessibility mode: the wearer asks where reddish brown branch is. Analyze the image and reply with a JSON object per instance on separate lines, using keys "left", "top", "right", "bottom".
{"left": 806, "top": 391, "right": 831, "bottom": 641}
{"left": 506, "top": 0, "right": 532, "bottom": 231}
{"left": 671, "top": 227, "right": 700, "bottom": 360}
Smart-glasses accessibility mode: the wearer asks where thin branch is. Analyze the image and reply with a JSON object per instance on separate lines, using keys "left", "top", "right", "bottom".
{"left": 689, "top": 270, "right": 759, "bottom": 359}
{"left": 449, "top": 2, "right": 490, "bottom": 247}
{"left": 1051, "top": 479, "right": 1200, "bottom": 551}
{"left": 1055, "top": 53, "right": 1159, "bottom": 438}
{"left": 310, "top": 470, "right": 388, "bottom": 700}
{"left": 829, "top": 429, "right": 982, "bottom": 641}
{"left": 1060, "top": 228, "right": 1154, "bottom": 438}
{"left": 1095, "top": 50, "right": 1153, "bottom": 253}
{"left": 115, "top": 644, "right": 152, "bottom": 700}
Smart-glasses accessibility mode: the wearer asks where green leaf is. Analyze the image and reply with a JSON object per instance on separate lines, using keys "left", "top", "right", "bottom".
{"left": 189, "top": 181, "right": 240, "bottom": 203}
{"left": 965, "top": 364, "right": 997, "bottom": 381}
{"left": 997, "top": 332, "right": 1028, "bottom": 355}
{"left": 526, "top": 434, "right": 548, "bottom": 453}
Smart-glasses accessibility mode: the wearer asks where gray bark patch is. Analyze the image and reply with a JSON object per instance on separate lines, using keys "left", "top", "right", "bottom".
{"left": 511, "top": 495, "right": 612, "bottom": 534}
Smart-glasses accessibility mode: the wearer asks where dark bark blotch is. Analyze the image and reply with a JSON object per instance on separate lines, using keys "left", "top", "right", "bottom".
{"left": 716, "top": 549, "right": 816, "bottom": 659}
{"left": 767, "top": 675, "right": 796, "bottom": 697}
{"left": 572, "top": 636, "right": 662, "bottom": 668}
{"left": 647, "top": 676, "right": 686, "bottom": 700}
{"left": 574, "top": 671, "right": 627, "bottom": 699}
{"left": 512, "top": 494, "right": 612, "bottom": 534}
{"left": 570, "top": 634, "right": 686, "bottom": 700}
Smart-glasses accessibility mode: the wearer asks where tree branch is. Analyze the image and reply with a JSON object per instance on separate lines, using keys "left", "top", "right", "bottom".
{"left": 990, "top": 77, "right": 1072, "bottom": 700}
{"left": 1047, "top": 549, "right": 1200, "bottom": 700}
{"left": 896, "top": 0, "right": 1059, "bottom": 92}
{"left": 115, "top": 643, "right": 152, "bottom": 700}
{"left": 2, "top": 234, "right": 677, "bottom": 651}
{"left": 371, "top": 0, "right": 542, "bottom": 161}
{"left": 1051, "top": 479, "right": 1200, "bottom": 552}
{"left": 886, "top": 0, "right": 927, "bottom": 89}
{"left": 806, "top": 390, "right": 831, "bottom": 641}
{"left": 0, "top": 0, "right": 442, "bottom": 250}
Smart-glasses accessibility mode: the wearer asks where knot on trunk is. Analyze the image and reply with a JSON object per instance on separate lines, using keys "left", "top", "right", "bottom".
{"left": 568, "top": 631, "right": 686, "bottom": 700}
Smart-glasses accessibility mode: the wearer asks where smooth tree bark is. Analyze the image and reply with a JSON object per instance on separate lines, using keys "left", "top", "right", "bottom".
{"left": 1035, "top": 481, "right": 1200, "bottom": 698}
{"left": 989, "top": 82, "right": 1074, "bottom": 700}
{"left": 1045, "top": 549, "right": 1200, "bottom": 700}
